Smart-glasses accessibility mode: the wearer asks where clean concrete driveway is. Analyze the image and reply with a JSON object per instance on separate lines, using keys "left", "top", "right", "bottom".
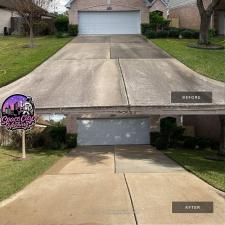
{"left": 0, "top": 146, "right": 224, "bottom": 225}
{"left": 0, "top": 35, "right": 224, "bottom": 114}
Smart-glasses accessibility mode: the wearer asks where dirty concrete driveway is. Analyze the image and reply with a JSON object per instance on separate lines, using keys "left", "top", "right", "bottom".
{"left": 0, "top": 35, "right": 224, "bottom": 114}
{"left": 0, "top": 146, "right": 225, "bottom": 225}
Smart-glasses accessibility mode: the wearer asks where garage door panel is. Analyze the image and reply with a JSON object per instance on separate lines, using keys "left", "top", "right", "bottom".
{"left": 77, "top": 118, "right": 150, "bottom": 145}
{"left": 79, "top": 11, "right": 140, "bottom": 35}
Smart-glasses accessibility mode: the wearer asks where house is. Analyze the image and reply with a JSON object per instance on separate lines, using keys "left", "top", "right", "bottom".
{"left": 149, "top": 0, "right": 169, "bottom": 18}
{"left": 66, "top": 0, "right": 169, "bottom": 35}
{"left": 0, "top": 0, "right": 55, "bottom": 36}
{"left": 169, "top": 0, "right": 225, "bottom": 35}
{"left": 0, "top": 0, "right": 19, "bottom": 35}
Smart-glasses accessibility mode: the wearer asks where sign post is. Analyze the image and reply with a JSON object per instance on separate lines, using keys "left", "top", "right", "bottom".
{"left": 0, "top": 94, "right": 36, "bottom": 160}
{"left": 22, "top": 130, "right": 26, "bottom": 159}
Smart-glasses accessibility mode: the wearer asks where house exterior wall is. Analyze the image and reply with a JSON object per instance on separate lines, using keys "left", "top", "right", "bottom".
{"left": 183, "top": 115, "right": 221, "bottom": 142}
{"left": 150, "top": 0, "right": 168, "bottom": 18}
{"left": 169, "top": 0, "right": 213, "bottom": 30}
{"left": 0, "top": 8, "right": 12, "bottom": 34}
{"left": 68, "top": 0, "right": 149, "bottom": 25}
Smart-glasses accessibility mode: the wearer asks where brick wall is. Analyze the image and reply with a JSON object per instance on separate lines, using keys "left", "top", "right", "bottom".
{"left": 169, "top": 0, "right": 213, "bottom": 30}
{"left": 183, "top": 115, "right": 221, "bottom": 142}
{"left": 68, "top": 0, "right": 149, "bottom": 25}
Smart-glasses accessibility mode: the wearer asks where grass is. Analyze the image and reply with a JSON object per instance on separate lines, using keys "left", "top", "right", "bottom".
{"left": 151, "top": 37, "right": 225, "bottom": 82}
{"left": 165, "top": 148, "right": 225, "bottom": 192}
{"left": 0, "top": 36, "right": 72, "bottom": 87}
{"left": 0, "top": 148, "right": 67, "bottom": 201}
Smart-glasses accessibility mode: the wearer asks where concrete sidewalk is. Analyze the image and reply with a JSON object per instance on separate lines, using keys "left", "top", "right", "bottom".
{"left": 0, "top": 145, "right": 224, "bottom": 225}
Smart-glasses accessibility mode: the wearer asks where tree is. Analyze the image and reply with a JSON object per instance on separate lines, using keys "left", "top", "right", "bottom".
{"left": 13, "top": 0, "right": 52, "bottom": 48}
{"left": 197, "top": 0, "right": 221, "bottom": 45}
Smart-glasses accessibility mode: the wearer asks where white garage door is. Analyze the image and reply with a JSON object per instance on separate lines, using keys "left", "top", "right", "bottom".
{"left": 77, "top": 118, "right": 150, "bottom": 146}
{"left": 78, "top": 11, "right": 140, "bottom": 35}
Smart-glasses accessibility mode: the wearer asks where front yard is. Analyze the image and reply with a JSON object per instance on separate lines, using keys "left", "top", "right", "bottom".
{"left": 152, "top": 38, "right": 225, "bottom": 82}
{"left": 0, "top": 148, "right": 66, "bottom": 201}
{"left": 0, "top": 36, "right": 72, "bottom": 87}
{"left": 165, "top": 148, "right": 225, "bottom": 192}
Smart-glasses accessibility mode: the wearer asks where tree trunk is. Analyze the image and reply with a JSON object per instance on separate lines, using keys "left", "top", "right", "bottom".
{"left": 199, "top": 13, "right": 211, "bottom": 45}
{"left": 29, "top": 17, "right": 34, "bottom": 48}
{"left": 219, "top": 116, "right": 225, "bottom": 156}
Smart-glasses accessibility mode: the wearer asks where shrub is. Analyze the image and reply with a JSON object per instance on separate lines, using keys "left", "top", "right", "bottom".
{"left": 196, "top": 138, "right": 211, "bottom": 149}
{"left": 149, "top": 12, "right": 170, "bottom": 31}
{"left": 69, "top": 24, "right": 78, "bottom": 36}
{"left": 155, "top": 137, "right": 168, "bottom": 150}
{"left": 141, "top": 23, "right": 151, "bottom": 35}
{"left": 55, "top": 15, "right": 69, "bottom": 32}
{"left": 210, "top": 140, "right": 220, "bottom": 150}
{"left": 66, "top": 134, "right": 77, "bottom": 148}
{"left": 145, "top": 30, "right": 157, "bottom": 39}
{"left": 193, "top": 31, "right": 199, "bottom": 39}
{"left": 157, "top": 30, "right": 169, "bottom": 38}
{"left": 183, "top": 137, "right": 197, "bottom": 149}
{"left": 181, "top": 29, "right": 194, "bottom": 38}
{"left": 150, "top": 132, "right": 161, "bottom": 146}
{"left": 33, "top": 21, "right": 49, "bottom": 36}
{"left": 168, "top": 29, "right": 180, "bottom": 38}
{"left": 209, "top": 28, "right": 216, "bottom": 38}
{"left": 40, "top": 126, "right": 66, "bottom": 149}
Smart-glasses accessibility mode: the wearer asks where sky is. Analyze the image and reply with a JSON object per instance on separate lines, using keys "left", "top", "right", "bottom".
{"left": 49, "top": 0, "right": 68, "bottom": 14}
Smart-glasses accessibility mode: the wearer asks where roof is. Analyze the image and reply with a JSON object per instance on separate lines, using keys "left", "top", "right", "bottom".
{"left": 169, "top": 0, "right": 196, "bottom": 9}
{"left": 65, "top": 0, "right": 158, "bottom": 9}
{"left": 148, "top": 0, "right": 169, "bottom": 7}
{"left": 0, "top": 0, "right": 14, "bottom": 9}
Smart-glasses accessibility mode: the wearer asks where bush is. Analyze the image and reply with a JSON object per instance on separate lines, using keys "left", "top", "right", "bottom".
{"left": 145, "top": 30, "right": 157, "bottom": 39}
{"left": 210, "top": 140, "right": 220, "bottom": 150}
{"left": 168, "top": 29, "right": 180, "bottom": 38}
{"left": 209, "top": 28, "right": 216, "bottom": 38}
{"left": 149, "top": 12, "right": 170, "bottom": 31}
{"left": 33, "top": 21, "right": 49, "bottom": 36}
{"left": 181, "top": 29, "right": 194, "bottom": 38}
{"left": 55, "top": 15, "right": 69, "bottom": 32}
{"left": 196, "top": 138, "right": 211, "bottom": 149}
{"left": 155, "top": 137, "right": 168, "bottom": 150}
{"left": 150, "top": 132, "right": 161, "bottom": 146}
{"left": 66, "top": 134, "right": 77, "bottom": 148}
{"left": 183, "top": 137, "right": 197, "bottom": 148}
{"left": 69, "top": 24, "right": 78, "bottom": 36}
{"left": 40, "top": 126, "right": 66, "bottom": 149}
{"left": 157, "top": 30, "right": 169, "bottom": 38}
{"left": 141, "top": 23, "right": 151, "bottom": 35}
{"left": 193, "top": 31, "right": 199, "bottom": 39}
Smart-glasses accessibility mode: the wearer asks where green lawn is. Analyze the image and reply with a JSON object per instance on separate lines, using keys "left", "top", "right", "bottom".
{"left": 0, "top": 36, "right": 72, "bottom": 87}
{"left": 0, "top": 148, "right": 67, "bottom": 201}
{"left": 165, "top": 148, "right": 225, "bottom": 192}
{"left": 152, "top": 38, "right": 225, "bottom": 82}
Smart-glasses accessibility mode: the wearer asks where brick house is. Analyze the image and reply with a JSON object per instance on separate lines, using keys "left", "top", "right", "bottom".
{"left": 66, "top": 0, "right": 169, "bottom": 35}
{"left": 169, "top": 0, "right": 225, "bottom": 35}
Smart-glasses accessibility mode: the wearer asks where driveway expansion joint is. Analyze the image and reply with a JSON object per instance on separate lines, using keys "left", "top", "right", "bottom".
{"left": 123, "top": 173, "right": 138, "bottom": 225}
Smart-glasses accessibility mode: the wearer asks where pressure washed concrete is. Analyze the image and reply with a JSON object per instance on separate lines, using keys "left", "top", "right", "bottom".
{"left": 0, "top": 146, "right": 224, "bottom": 225}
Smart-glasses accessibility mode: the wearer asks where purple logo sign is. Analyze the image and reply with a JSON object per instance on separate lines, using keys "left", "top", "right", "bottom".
{"left": 0, "top": 94, "right": 36, "bottom": 131}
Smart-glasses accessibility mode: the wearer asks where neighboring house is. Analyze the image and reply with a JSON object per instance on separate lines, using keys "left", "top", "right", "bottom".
{"left": 149, "top": 0, "right": 169, "bottom": 18}
{"left": 169, "top": 0, "right": 225, "bottom": 35}
{"left": 66, "top": 0, "right": 169, "bottom": 35}
{"left": 0, "top": 0, "right": 19, "bottom": 35}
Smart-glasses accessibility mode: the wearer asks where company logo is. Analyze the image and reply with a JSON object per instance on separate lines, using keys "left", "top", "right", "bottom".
{"left": 0, "top": 94, "right": 36, "bottom": 131}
